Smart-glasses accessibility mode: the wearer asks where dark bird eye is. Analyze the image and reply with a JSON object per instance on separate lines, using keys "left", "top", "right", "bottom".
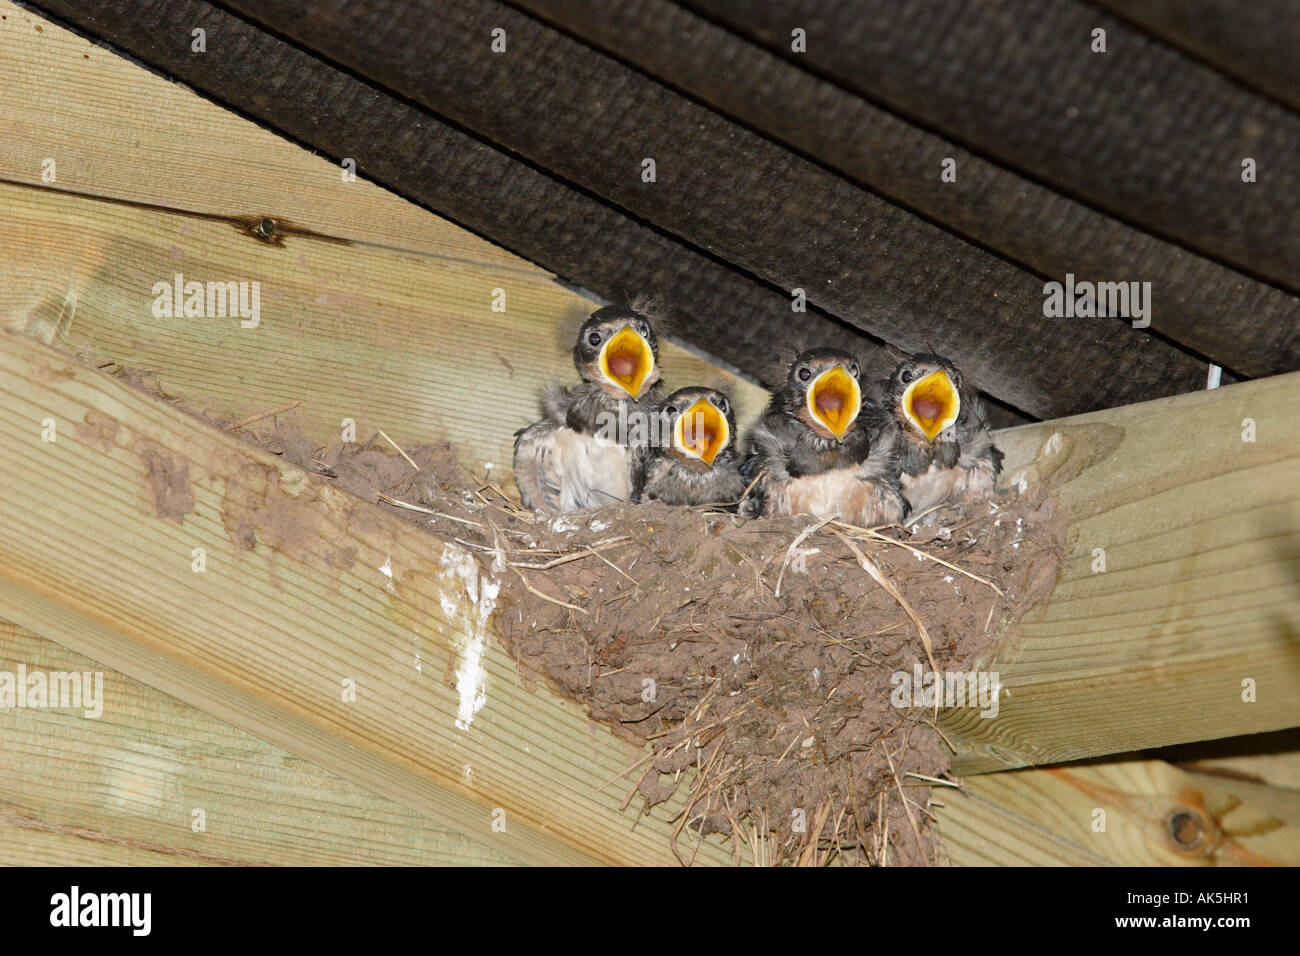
{"left": 637, "top": 320, "right": 648, "bottom": 335}
{"left": 797, "top": 366, "right": 812, "bottom": 382}
{"left": 849, "top": 364, "right": 859, "bottom": 377}
{"left": 587, "top": 331, "right": 602, "bottom": 347}
{"left": 665, "top": 405, "right": 677, "bottom": 416}
{"left": 900, "top": 367, "right": 914, "bottom": 384}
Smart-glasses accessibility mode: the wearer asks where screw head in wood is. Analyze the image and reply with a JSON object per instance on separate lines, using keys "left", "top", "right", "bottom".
{"left": 1165, "top": 806, "right": 1209, "bottom": 853}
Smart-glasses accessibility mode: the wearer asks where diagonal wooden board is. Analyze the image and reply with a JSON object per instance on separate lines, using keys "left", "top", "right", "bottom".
{"left": 3, "top": 26, "right": 1297, "bottom": 786}
{"left": 0, "top": 2, "right": 519, "bottom": 262}
{"left": 11, "top": 609, "right": 1298, "bottom": 866}
{"left": 5, "top": 320, "right": 1299, "bottom": 788}
{"left": 948, "top": 379, "right": 1300, "bottom": 773}
{"left": 0, "top": 623, "right": 520, "bottom": 865}
{"left": 0, "top": 327, "right": 735, "bottom": 866}
{"left": 936, "top": 758, "right": 1300, "bottom": 865}
{"left": 0, "top": 180, "right": 767, "bottom": 485}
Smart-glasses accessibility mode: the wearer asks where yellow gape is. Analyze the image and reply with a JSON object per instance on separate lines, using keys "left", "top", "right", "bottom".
{"left": 599, "top": 326, "right": 655, "bottom": 398}
{"left": 674, "top": 399, "right": 729, "bottom": 466}
{"left": 806, "top": 366, "right": 861, "bottom": 441}
{"left": 903, "top": 369, "right": 961, "bottom": 442}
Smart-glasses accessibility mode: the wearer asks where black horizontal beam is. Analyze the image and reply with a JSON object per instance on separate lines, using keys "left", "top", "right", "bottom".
{"left": 510, "top": 0, "right": 1299, "bottom": 380}
{"left": 209, "top": 0, "right": 1208, "bottom": 419}
{"left": 688, "top": 0, "right": 1300, "bottom": 293}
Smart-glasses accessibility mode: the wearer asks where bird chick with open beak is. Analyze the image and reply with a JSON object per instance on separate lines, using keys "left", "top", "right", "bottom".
{"left": 740, "top": 348, "right": 907, "bottom": 527}
{"left": 881, "top": 353, "right": 1004, "bottom": 520}
{"left": 643, "top": 387, "right": 746, "bottom": 507}
{"left": 513, "top": 305, "right": 661, "bottom": 513}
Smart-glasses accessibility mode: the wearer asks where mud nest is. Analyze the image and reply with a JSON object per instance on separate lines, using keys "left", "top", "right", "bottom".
{"left": 243, "top": 419, "right": 1064, "bottom": 867}
{"left": 122, "top": 371, "right": 1064, "bottom": 867}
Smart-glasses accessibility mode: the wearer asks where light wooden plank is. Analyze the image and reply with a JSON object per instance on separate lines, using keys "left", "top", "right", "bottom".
{"left": 0, "top": 622, "right": 519, "bottom": 866}
{"left": 0, "top": 0, "right": 519, "bottom": 262}
{"left": 937, "top": 759, "right": 1300, "bottom": 866}
{"left": 933, "top": 793, "right": 1109, "bottom": 867}
{"left": 0, "top": 180, "right": 767, "bottom": 484}
{"left": 0, "top": 328, "right": 733, "bottom": 866}
{"left": 0, "top": 822, "right": 204, "bottom": 867}
{"left": 1179, "top": 771, "right": 1300, "bottom": 827}
{"left": 944, "top": 374, "right": 1300, "bottom": 773}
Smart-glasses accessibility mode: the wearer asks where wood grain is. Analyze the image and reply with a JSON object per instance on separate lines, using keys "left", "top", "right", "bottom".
{"left": 0, "top": 180, "right": 767, "bottom": 482}
{"left": 945, "top": 375, "right": 1300, "bottom": 772}
{"left": 0, "top": 2, "right": 518, "bottom": 264}
{"left": 0, "top": 623, "right": 519, "bottom": 866}
{"left": 937, "top": 759, "right": 1300, "bottom": 866}
{"left": 0, "top": 328, "right": 734, "bottom": 866}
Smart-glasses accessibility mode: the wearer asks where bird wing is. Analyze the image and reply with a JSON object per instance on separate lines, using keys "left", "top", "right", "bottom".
{"left": 513, "top": 419, "right": 564, "bottom": 513}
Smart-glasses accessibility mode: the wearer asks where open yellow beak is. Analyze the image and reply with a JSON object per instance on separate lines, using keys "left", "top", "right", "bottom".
{"left": 806, "top": 366, "right": 861, "bottom": 441}
{"left": 903, "top": 369, "right": 960, "bottom": 442}
{"left": 599, "top": 326, "right": 655, "bottom": 398}
{"left": 674, "top": 399, "right": 729, "bottom": 466}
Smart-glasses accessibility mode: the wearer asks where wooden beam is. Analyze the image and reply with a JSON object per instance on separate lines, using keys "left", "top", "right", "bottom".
{"left": 11, "top": 0, "right": 870, "bottom": 393}
{"left": 1091, "top": 0, "right": 1300, "bottom": 112}
{"left": 0, "top": 623, "right": 520, "bottom": 865}
{"left": 942, "top": 373, "right": 1300, "bottom": 773}
{"left": 0, "top": 5, "right": 516, "bottom": 265}
{"left": 936, "top": 759, "right": 1300, "bottom": 865}
{"left": 512, "top": 0, "right": 1299, "bottom": 379}
{"left": 0, "top": 328, "right": 734, "bottom": 866}
{"left": 0, "top": 179, "right": 766, "bottom": 484}
{"left": 688, "top": 0, "right": 1300, "bottom": 292}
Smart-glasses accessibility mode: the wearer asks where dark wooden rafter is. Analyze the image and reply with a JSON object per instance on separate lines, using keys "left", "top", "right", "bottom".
{"left": 686, "top": 0, "right": 1300, "bottom": 293}
{"left": 86, "top": 0, "right": 1214, "bottom": 421}
{"left": 1089, "top": 0, "right": 1300, "bottom": 112}
{"left": 509, "top": 0, "right": 1300, "bottom": 380}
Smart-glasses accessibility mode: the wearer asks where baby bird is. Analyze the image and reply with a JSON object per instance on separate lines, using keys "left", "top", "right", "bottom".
{"left": 880, "top": 353, "right": 1004, "bottom": 518}
{"left": 643, "top": 387, "right": 746, "bottom": 507}
{"left": 741, "top": 348, "right": 907, "bottom": 527}
{"left": 513, "top": 305, "right": 661, "bottom": 513}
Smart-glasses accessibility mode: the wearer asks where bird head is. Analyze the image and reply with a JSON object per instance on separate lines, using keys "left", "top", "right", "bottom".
{"left": 783, "top": 348, "right": 863, "bottom": 442}
{"left": 574, "top": 306, "right": 661, "bottom": 400}
{"left": 886, "top": 353, "right": 963, "bottom": 442}
{"left": 658, "top": 386, "right": 735, "bottom": 467}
